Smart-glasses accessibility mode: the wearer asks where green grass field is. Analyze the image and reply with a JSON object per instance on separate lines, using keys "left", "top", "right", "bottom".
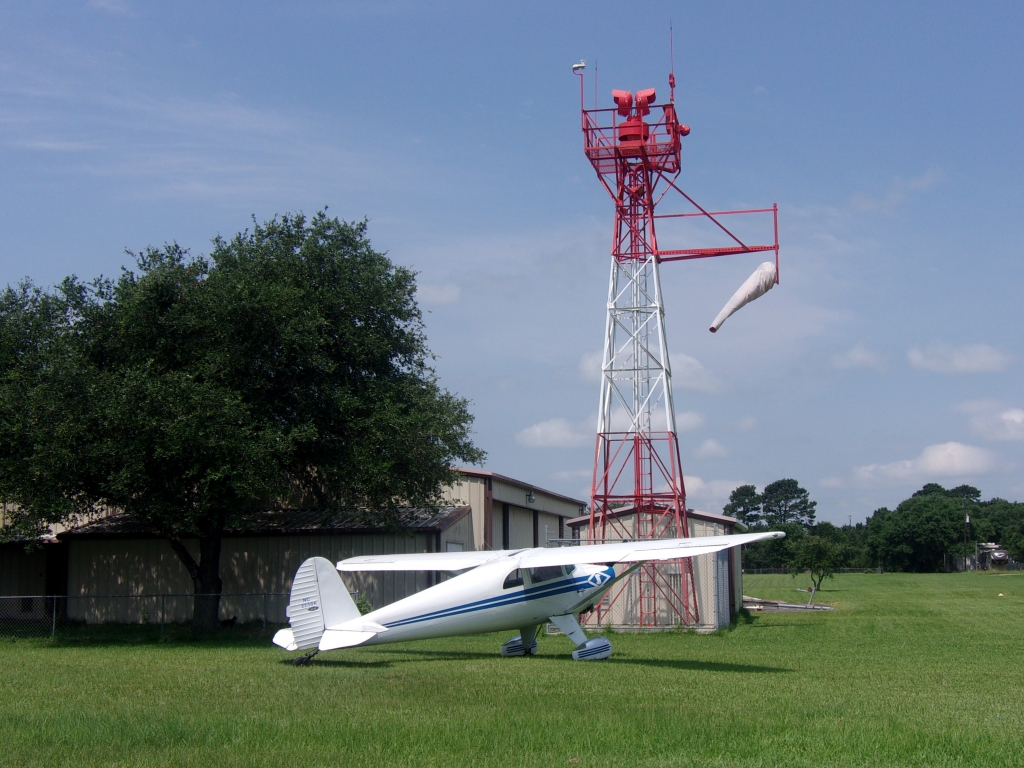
{"left": 2, "top": 572, "right": 1022, "bottom": 767}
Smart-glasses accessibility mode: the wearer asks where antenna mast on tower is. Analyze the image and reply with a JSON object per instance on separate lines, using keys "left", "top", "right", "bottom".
{"left": 573, "top": 56, "right": 779, "bottom": 628}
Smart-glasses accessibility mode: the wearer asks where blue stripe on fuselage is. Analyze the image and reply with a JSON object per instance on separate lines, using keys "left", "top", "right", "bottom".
{"left": 383, "top": 570, "right": 611, "bottom": 629}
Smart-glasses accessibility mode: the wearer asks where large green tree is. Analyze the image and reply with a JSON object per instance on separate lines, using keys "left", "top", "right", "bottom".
{"left": 761, "top": 478, "right": 817, "bottom": 527}
{"left": 723, "top": 484, "right": 762, "bottom": 526}
{"left": 0, "top": 212, "right": 484, "bottom": 630}
{"left": 865, "top": 492, "right": 963, "bottom": 572}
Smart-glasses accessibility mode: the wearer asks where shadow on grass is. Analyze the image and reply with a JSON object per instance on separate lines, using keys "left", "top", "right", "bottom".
{"left": 19, "top": 623, "right": 279, "bottom": 649}
{"left": 280, "top": 658, "right": 394, "bottom": 669}
{"left": 324, "top": 647, "right": 790, "bottom": 674}
{"left": 606, "top": 657, "right": 790, "bottom": 673}
{"left": 365, "top": 648, "right": 506, "bottom": 662}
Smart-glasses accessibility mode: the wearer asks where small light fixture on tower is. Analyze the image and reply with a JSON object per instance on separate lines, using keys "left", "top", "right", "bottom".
{"left": 572, "top": 60, "right": 586, "bottom": 74}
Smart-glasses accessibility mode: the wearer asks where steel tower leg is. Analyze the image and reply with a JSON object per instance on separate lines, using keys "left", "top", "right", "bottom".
{"left": 576, "top": 66, "right": 777, "bottom": 630}
{"left": 588, "top": 206, "right": 698, "bottom": 628}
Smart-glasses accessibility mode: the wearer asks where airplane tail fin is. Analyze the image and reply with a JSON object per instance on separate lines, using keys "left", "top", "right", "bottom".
{"left": 272, "top": 556, "right": 361, "bottom": 651}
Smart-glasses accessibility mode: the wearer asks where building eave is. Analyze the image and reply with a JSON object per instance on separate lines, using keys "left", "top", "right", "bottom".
{"left": 453, "top": 468, "right": 588, "bottom": 509}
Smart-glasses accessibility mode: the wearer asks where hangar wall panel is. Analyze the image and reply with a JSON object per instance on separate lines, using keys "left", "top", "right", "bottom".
{"left": 492, "top": 512, "right": 503, "bottom": 551}
{"left": 441, "top": 477, "right": 488, "bottom": 550}
{"left": 66, "top": 533, "right": 435, "bottom": 624}
{"left": 537, "top": 512, "right": 561, "bottom": 545}
{"left": 508, "top": 506, "right": 534, "bottom": 549}
{"left": 490, "top": 480, "right": 582, "bottom": 520}
{"left": 0, "top": 545, "right": 47, "bottom": 597}
{"left": 0, "top": 544, "right": 50, "bottom": 620}
{"left": 441, "top": 514, "right": 474, "bottom": 552}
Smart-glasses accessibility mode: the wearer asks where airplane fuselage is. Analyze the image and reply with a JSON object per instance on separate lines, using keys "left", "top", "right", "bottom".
{"left": 357, "top": 560, "right": 615, "bottom": 645}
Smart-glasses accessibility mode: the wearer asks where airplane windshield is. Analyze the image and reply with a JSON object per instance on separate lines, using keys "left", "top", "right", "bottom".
{"left": 528, "top": 566, "right": 564, "bottom": 584}
{"left": 502, "top": 569, "right": 524, "bottom": 589}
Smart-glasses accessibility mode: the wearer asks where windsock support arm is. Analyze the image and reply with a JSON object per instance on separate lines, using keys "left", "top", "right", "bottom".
{"left": 653, "top": 201, "right": 779, "bottom": 285}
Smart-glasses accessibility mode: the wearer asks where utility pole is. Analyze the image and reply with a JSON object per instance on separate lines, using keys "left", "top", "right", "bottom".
{"left": 963, "top": 497, "right": 969, "bottom": 572}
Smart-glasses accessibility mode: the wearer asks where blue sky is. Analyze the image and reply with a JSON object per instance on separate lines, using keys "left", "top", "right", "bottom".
{"left": 2, "top": 1, "right": 1022, "bottom": 522}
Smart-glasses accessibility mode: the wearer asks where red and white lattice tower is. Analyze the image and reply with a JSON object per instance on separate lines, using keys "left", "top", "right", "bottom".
{"left": 575, "top": 60, "right": 779, "bottom": 628}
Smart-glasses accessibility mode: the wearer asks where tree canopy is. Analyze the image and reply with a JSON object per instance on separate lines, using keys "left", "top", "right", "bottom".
{"left": 723, "top": 484, "right": 761, "bottom": 526}
{"left": 728, "top": 479, "right": 1024, "bottom": 574}
{"left": 788, "top": 534, "right": 845, "bottom": 597}
{"left": 0, "top": 212, "right": 484, "bottom": 628}
{"left": 761, "top": 479, "right": 816, "bottom": 527}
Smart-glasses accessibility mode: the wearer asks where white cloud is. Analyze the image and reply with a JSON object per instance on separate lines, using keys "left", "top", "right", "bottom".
{"left": 820, "top": 477, "right": 847, "bottom": 489}
{"left": 694, "top": 439, "right": 729, "bottom": 459}
{"left": 832, "top": 343, "right": 883, "bottom": 370}
{"left": 676, "top": 411, "right": 705, "bottom": 432}
{"left": 850, "top": 169, "right": 944, "bottom": 216}
{"left": 855, "top": 442, "right": 996, "bottom": 483}
{"left": 736, "top": 417, "right": 757, "bottom": 432}
{"left": 515, "top": 418, "right": 591, "bottom": 449}
{"left": 523, "top": 409, "right": 701, "bottom": 446}
{"left": 578, "top": 351, "right": 603, "bottom": 382}
{"left": 673, "top": 352, "right": 720, "bottom": 393}
{"left": 417, "top": 282, "right": 461, "bottom": 304}
{"left": 959, "top": 400, "right": 1024, "bottom": 442}
{"left": 908, "top": 343, "right": 1011, "bottom": 373}
{"left": 685, "top": 476, "right": 745, "bottom": 510}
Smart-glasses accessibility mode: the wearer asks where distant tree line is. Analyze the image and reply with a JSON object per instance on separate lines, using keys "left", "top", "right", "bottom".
{"left": 724, "top": 481, "right": 1024, "bottom": 573}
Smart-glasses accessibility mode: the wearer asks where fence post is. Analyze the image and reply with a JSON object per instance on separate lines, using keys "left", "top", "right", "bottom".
{"left": 51, "top": 597, "right": 56, "bottom": 638}
{"left": 263, "top": 593, "right": 267, "bottom": 631}
{"left": 160, "top": 595, "right": 165, "bottom": 638}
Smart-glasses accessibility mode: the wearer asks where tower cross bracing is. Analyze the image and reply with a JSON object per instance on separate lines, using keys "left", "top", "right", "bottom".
{"left": 575, "top": 65, "right": 778, "bottom": 628}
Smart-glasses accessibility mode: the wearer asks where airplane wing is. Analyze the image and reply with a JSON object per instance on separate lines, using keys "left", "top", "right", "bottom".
{"left": 518, "top": 531, "right": 784, "bottom": 569}
{"left": 337, "top": 549, "right": 524, "bottom": 572}
{"left": 336, "top": 532, "right": 782, "bottom": 572}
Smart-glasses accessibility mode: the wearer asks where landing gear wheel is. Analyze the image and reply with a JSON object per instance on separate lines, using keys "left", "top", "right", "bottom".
{"left": 572, "top": 637, "right": 612, "bottom": 661}
{"left": 499, "top": 634, "right": 539, "bottom": 656}
{"left": 292, "top": 650, "right": 318, "bottom": 666}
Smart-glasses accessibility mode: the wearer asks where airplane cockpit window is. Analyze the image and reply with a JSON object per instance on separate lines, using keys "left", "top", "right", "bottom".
{"left": 565, "top": 564, "right": 576, "bottom": 575}
{"left": 528, "top": 565, "right": 565, "bottom": 584}
{"left": 502, "top": 569, "right": 524, "bottom": 589}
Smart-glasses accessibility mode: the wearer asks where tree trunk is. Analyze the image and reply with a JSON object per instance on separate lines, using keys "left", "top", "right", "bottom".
{"left": 168, "top": 534, "right": 224, "bottom": 633}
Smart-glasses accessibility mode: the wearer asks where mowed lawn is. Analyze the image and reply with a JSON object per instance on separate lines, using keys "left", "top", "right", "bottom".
{"left": 2, "top": 573, "right": 1022, "bottom": 767}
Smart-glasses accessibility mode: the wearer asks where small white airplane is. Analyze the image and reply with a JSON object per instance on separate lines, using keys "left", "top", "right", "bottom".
{"left": 273, "top": 530, "right": 784, "bottom": 664}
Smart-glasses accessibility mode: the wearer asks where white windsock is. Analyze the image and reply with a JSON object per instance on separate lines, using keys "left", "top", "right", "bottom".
{"left": 709, "top": 261, "right": 777, "bottom": 333}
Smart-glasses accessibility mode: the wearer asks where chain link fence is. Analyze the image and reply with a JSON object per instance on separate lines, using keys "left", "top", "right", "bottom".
{"left": 0, "top": 593, "right": 304, "bottom": 639}
{"left": 945, "top": 554, "right": 1022, "bottom": 572}
{"left": 743, "top": 568, "right": 883, "bottom": 575}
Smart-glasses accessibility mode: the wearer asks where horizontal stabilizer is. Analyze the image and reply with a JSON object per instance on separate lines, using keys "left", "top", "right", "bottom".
{"left": 710, "top": 261, "right": 777, "bottom": 333}
{"left": 338, "top": 549, "right": 525, "bottom": 572}
{"left": 272, "top": 628, "right": 298, "bottom": 651}
{"left": 319, "top": 629, "right": 379, "bottom": 651}
{"left": 329, "top": 617, "right": 389, "bottom": 634}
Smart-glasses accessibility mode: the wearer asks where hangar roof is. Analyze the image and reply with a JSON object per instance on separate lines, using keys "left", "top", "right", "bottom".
{"left": 454, "top": 468, "right": 588, "bottom": 508}
{"left": 564, "top": 505, "right": 745, "bottom": 532}
{"left": 57, "top": 505, "right": 472, "bottom": 540}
